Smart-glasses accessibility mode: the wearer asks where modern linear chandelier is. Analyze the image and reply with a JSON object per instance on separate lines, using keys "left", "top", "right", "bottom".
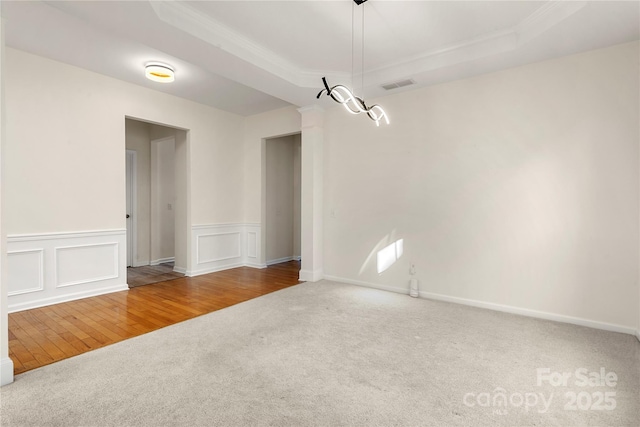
{"left": 317, "top": 0, "right": 389, "bottom": 126}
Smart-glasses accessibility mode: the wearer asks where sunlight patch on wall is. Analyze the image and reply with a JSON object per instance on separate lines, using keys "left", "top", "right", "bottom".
{"left": 377, "top": 239, "right": 404, "bottom": 274}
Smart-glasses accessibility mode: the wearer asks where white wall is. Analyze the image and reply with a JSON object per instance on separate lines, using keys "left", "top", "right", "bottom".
{"left": 150, "top": 124, "right": 177, "bottom": 142}
{"left": 151, "top": 136, "right": 175, "bottom": 263}
{"left": 5, "top": 48, "right": 244, "bottom": 236}
{"left": 324, "top": 41, "right": 640, "bottom": 332}
{"left": 4, "top": 48, "right": 245, "bottom": 307}
{"left": 265, "top": 134, "right": 300, "bottom": 264}
{"left": 243, "top": 106, "right": 301, "bottom": 224}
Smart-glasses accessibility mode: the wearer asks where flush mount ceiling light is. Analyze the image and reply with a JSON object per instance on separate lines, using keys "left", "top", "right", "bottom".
{"left": 317, "top": 0, "right": 389, "bottom": 126}
{"left": 145, "top": 62, "right": 175, "bottom": 83}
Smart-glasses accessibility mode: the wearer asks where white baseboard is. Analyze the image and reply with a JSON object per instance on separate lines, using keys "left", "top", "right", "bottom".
{"left": 324, "top": 275, "right": 408, "bottom": 295}
{"left": 323, "top": 275, "right": 638, "bottom": 337}
{"left": 187, "top": 262, "right": 244, "bottom": 277}
{"left": 300, "top": 269, "right": 324, "bottom": 282}
{"left": 0, "top": 357, "right": 14, "bottom": 387}
{"left": 420, "top": 290, "right": 637, "bottom": 336}
{"left": 9, "top": 284, "right": 129, "bottom": 313}
{"left": 132, "top": 260, "right": 150, "bottom": 267}
{"left": 266, "top": 256, "right": 294, "bottom": 266}
{"left": 150, "top": 257, "right": 175, "bottom": 266}
{"left": 245, "top": 262, "right": 267, "bottom": 269}
{"left": 173, "top": 266, "right": 187, "bottom": 274}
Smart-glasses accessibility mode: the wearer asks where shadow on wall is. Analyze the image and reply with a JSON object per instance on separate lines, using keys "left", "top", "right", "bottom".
{"left": 359, "top": 229, "right": 404, "bottom": 275}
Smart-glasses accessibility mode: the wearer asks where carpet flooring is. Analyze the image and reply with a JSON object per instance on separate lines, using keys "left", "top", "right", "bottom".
{"left": 1, "top": 281, "right": 638, "bottom": 426}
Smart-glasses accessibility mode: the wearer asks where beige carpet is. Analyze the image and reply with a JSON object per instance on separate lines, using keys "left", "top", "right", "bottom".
{"left": 1, "top": 281, "right": 638, "bottom": 426}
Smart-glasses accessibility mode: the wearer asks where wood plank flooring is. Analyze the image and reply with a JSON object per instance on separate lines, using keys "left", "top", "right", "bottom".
{"left": 8, "top": 261, "right": 301, "bottom": 375}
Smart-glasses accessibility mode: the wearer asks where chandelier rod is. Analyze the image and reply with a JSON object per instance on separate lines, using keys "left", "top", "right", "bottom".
{"left": 361, "top": 1, "right": 365, "bottom": 98}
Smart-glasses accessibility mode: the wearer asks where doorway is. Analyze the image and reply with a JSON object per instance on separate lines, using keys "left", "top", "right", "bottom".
{"left": 124, "top": 118, "right": 188, "bottom": 287}
{"left": 264, "top": 133, "right": 302, "bottom": 269}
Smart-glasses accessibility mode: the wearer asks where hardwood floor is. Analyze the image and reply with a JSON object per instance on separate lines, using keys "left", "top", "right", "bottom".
{"left": 127, "top": 262, "right": 184, "bottom": 288}
{"left": 8, "top": 261, "right": 301, "bottom": 375}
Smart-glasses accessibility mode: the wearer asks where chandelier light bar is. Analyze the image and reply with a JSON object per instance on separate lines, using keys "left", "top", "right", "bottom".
{"left": 317, "top": 77, "right": 389, "bottom": 126}
{"left": 316, "top": 0, "right": 388, "bottom": 126}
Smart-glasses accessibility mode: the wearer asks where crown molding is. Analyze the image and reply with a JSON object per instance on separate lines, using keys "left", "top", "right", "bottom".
{"left": 517, "top": 0, "right": 587, "bottom": 44}
{"left": 151, "top": 0, "right": 587, "bottom": 91}
{"left": 150, "top": 0, "right": 348, "bottom": 88}
{"left": 364, "top": 0, "right": 587, "bottom": 86}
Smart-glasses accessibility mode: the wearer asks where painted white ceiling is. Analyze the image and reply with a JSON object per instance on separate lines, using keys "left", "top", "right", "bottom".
{"left": 2, "top": 1, "right": 639, "bottom": 116}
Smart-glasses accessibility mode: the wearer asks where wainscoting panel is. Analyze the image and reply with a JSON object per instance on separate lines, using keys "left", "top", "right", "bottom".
{"left": 189, "top": 223, "right": 265, "bottom": 276}
{"left": 7, "top": 230, "right": 128, "bottom": 313}
{"left": 197, "top": 232, "right": 241, "bottom": 264}
{"left": 244, "top": 224, "right": 264, "bottom": 269}
{"left": 247, "top": 232, "right": 257, "bottom": 259}
{"left": 56, "top": 243, "right": 119, "bottom": 288}
{"left": 7, "top": 249, "right": 44, "bottom": 296}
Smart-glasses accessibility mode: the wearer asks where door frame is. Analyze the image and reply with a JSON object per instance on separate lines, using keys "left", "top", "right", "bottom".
{"left": 126, "top": 149, "right": 138, "bottom": 268}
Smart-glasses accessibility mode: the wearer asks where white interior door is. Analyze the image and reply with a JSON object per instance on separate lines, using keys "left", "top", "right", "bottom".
{"left": 126, "top": 150, "right": 136, "bottom": 267}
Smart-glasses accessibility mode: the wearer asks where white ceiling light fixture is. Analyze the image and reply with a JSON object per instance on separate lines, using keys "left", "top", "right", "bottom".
{"left": 145, "top": 62, "right": 175, "bottom": 83}
{"left": 317, "top": 0, "right": 389, "bottom": 126}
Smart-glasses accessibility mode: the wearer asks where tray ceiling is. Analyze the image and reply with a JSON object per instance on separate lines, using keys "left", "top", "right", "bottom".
{"left": 2, "top": 1, "right": 638, "bottom": 115}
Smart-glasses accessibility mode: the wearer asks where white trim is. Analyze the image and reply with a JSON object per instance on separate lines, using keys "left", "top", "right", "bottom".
{"left": 7, "top": 249, "right": 44, "bottom": 296}
{"left": 187, "top": 223, "right": 288, "bottom": 275}
{"left": 150, "top": 257, "right": 175, "bottom": 266}
{"left": 192, "top": 223, "right": 249, "bottom": 230}
{"left": 266, "top": 256, "right": 294, "bottom": 266}
{"left": 187, "top": 262, "right": 244, "bottom": 278}
{"left": 8, "top": 284, "right": 128, "bottom": 313}
{"left": 173, "top": 266, "right": 187, "bottom": 274}
{"left": 245, "top": 262, "right": 267, "bottom": 270}
{"left": 0, "top": 357, "right": 14, "bottom": 387}
{"left": 8, "top": 229, "right": 127, "bottom": 242}
{"left": 132, "top": 260, "right": 150, "bottom": 268}
{"left": 149, "top": 1, "right": 347, "bottom": 89}
{"left": 126, "top": 149, "right": 138, "bottom": 268}
{"left": 247, "top": 231, "right": 258, "bottom": 259}
{"left": 420, "top": 290, "right": 636, "bottom": 336}
{"left": 323, "top": 275, "right": 638, "bottom": 337}
{"left": 7, "top": 229, "right": 127, "bottom": 313}
{"left": 299, "top": 269, "right": 323, "bottom": 282}
{"left": 150, "top": 0, "right": 584, "bottom": 90}
{"left": 324, "top": 275, "right": 408, "bottom": 296}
